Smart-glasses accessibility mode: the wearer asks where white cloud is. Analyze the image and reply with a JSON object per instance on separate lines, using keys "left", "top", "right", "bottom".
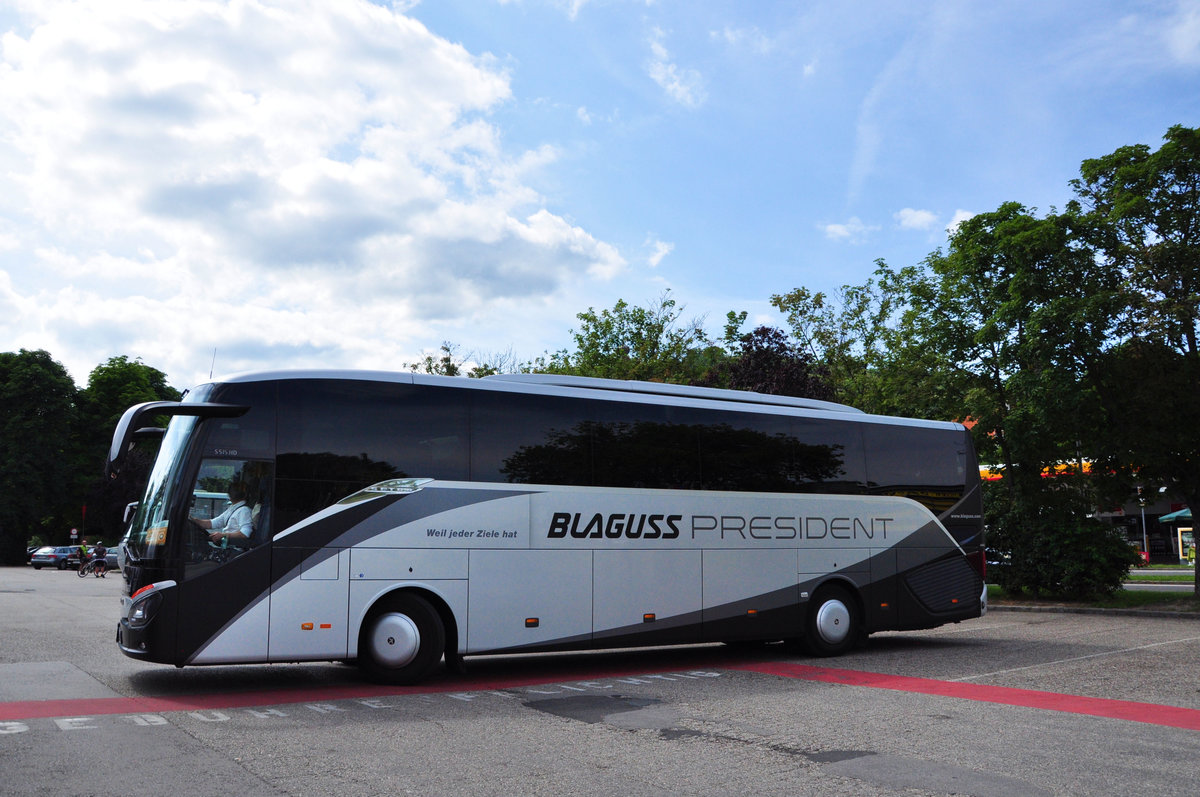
{"left": 894, "top": 207, "right": 939, "bottom": 231}
{"left": 822, "top": 217, "right": 879, "bottom": 244}
{"left": 0, "top": 0, "right": 626, "bottom": 387}
{"left": 1165, "top": 0, "right": 1200, "bottom": 64}
{"left": 711, "top": 25, "right": 775, "bottom": 55}
{"left": 946, "top": 209, "right": 975, "bottom": 235}
{"left": 539, "top": 0, "right": 592, "bottom": 21}
{"left": 646, "top": 238, "right": 674, "bottom": 268}
{"left": 646, "top": 27, "right": 707, "bottom": 108}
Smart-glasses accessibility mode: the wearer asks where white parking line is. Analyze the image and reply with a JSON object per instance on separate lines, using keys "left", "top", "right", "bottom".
{"left": 954, "top": 634, "right": 1200, "bottom": 681}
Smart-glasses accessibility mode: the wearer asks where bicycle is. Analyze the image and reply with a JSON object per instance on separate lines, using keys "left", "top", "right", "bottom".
{"left": 77, "top": 558, "right": 107, "bottom": 578}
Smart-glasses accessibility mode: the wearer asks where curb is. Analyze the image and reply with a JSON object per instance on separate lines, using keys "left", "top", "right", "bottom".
{"left": 990, "top": 604, "right": 1200, "bottom": 619}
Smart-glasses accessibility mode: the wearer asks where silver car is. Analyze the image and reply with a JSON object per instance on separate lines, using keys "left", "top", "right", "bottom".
{"left": 30, "top": 546, "right": 81, "bottom": 570}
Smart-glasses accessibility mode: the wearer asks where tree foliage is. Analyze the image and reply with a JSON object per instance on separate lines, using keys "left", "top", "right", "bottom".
{"left": 1070, "top": 125, "right": 1200, "bottom": 592}
{"left": 406, "top": 342, "right": 467, "bottom": 377}
{"left": 915, "top": 204, "right": 1118, "bottom": 479}
{"left": 78, "top": 357, "right": 181, "bottom": 542}
{"left": 0, "top": 350, "right": 79, "bottom": 563}
{"left": 901, "top": 203, "right": 1136, "bottom": 596}
{"left": 0, "top": 352, "right": 183, "bottom": 562}
{"left": 986, "top": 482, "right": 1140, "bottom": 599}
{"left": 699, "top": 326, "right": 833, "bottom": 400}
{"left": 532, "top": 291, "right": 717, "bottom": 384}
{"left": 1072, "top": 124, "right": 1200, "bottom": 357}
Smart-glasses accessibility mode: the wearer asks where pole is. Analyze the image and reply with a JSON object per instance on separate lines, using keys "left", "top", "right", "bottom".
{"left": 1138, "top": 486, "right": 1148, "bottom": 564}
{"left": 1140, "top": 505, "right": 1148, "bottom": 563}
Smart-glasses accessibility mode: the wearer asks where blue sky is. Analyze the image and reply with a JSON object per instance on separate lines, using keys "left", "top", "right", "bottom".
{"left": 1, "top": 0, "right": 1197, "bottom": 389}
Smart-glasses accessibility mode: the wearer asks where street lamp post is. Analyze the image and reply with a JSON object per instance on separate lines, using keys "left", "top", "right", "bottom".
{"left": 1138, "top": 486, "right": 1148, "bottom": 564}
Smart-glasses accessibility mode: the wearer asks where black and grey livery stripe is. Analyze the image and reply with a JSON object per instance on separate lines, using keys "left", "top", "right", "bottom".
{"left": 179, "top": 487, "right": 527, "bottom": 664}
{"left": 271, "top": 486, "right": 533, "bottom": 591}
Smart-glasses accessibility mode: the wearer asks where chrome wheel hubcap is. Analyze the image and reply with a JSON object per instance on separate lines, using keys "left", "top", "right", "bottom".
{"left": 370, "top": 612, "right": 420, "bottom": 667}
{"left": 815, "top": 599, "right": 850, "bottom": 645}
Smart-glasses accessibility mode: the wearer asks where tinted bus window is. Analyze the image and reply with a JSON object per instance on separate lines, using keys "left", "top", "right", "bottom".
{"left": 473, "top": 391, "right": 594, "bottom": 485}
{"left": 590, "top": 400, "right": 701, "bottom": 490}
{"left": 202, "top": 381, "right": 277, "bottom": 460}
{"left": 275, "top": 381, "right": 469, "bottom": 528}
{"left": 862, "top": 423, "right": 966, "bottom": 514}
{"left": 693, "top": 410, "right": 867, "bottom": 494}
{"left": 789, "top": 416, "right": 867, "bottom": 493}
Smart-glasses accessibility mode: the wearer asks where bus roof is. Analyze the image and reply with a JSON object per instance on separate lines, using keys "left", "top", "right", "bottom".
{"left": 484, "top": 373, "right": 863, "bottom": 414}
{"left": 208, "top": 369, "right": 963, "bottom": 430}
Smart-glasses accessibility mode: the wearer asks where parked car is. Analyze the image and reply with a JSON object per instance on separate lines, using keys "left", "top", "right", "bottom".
{"left": 30, "top": 545, "right": 82, "bottom": 570}
{"left": 26, "top": 546, "right": 39, "bottom": 564}
{"left": 104, "top": 546, "right": 119, "bottom": 571}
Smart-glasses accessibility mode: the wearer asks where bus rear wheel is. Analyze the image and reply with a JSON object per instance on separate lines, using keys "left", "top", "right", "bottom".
{"left": 358, "top": 593, "right": 445, "bottom": 685}
{"left": 804, "top": 585, "right": 861, "bottom": 657}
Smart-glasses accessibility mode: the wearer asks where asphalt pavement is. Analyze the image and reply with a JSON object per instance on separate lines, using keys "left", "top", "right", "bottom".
{"left": 2, "top": 565, "right": 1199, "bottom": 797}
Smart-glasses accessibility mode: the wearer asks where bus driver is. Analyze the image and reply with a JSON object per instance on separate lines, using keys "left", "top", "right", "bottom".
{"left": 191, "top": 482, "right": 253, "bottom": 546}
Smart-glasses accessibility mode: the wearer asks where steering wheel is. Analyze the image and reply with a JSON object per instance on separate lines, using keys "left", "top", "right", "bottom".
{"left": 184, "top": 518, "right": 214, "bottom": 563}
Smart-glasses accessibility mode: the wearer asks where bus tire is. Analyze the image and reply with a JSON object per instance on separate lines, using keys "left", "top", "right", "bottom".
{"left": 804, "top": 584, "right": 860, "bottom": 657}
{"left": 358, "top": 593, "right": 445, "bottom": 685}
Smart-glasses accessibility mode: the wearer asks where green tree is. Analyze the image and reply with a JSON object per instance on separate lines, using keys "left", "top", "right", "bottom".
{"left": 1072, "top": 124, "right": 1200, "bottom": 357}
{"left": 77, "top": 355, "right": 179, "bottom": 458}
{"left": 0, "top": 350, "right": 79, "bottom": 563}
{"left": 698, "top": 326, "right": 834, "bottom": 400}
{"left": 406, "top": 342, "right": 466, "bottom": 377}
{"left": 405, "top": 342, "right": 523, "bottom": 378}
{"left": 770, "top": 262, "right": 941, "bottom": 416}
{"left": 1089, "top": 339, "right": 1200, "bottom": 534}
{"left": 913, "top": 204, "right": 1118, "bottom": 480}
{"left": 75, "top": 356, "right": 181, "bottom": 541}
{"left": 1071, "top": 126, "right": 1200, "bottom": 590}
{"left": 533, "top": 291, "right": 715, "bottom": 383}
{"left": 904, "top": 203, "right": 1133, "bottom": 596}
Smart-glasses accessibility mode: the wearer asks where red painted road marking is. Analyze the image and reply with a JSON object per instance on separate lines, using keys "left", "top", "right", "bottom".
{"left": 731, "top": 662, "right": 1200, "bottom": 732}
{"left": 2, "top": 660, "right": 1198, "bottom": 731}
{"left": 0, "top": 660, "right": 719, "bottom": 722}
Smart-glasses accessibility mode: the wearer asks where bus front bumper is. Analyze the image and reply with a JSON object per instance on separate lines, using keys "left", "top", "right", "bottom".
{"left": 116, "top": 580, "right": 176, "bottom": 660}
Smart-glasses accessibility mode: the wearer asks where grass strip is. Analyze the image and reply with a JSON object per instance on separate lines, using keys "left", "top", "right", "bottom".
{"left": 988, "top": 584, "right": 1200, "bottom": 612}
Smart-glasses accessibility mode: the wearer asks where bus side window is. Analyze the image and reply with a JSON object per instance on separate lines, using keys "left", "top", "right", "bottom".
{"left": 862, "top": 424, "right": 964, "bottom": 513}
{"left": 189, "top": 458, "right": 275, "bottom": 549}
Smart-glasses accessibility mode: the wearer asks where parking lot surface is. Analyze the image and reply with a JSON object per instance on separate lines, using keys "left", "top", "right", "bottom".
{"left": 2, "top": 565, "right": 1198, "bottom": 796}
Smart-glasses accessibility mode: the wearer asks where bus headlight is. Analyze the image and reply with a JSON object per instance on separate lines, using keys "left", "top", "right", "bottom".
{"left": 128, "top": 590, "right": 163, "bottom": 629}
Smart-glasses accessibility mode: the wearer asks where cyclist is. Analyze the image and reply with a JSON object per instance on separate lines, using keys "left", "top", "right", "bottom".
{"left": 90, "top": 541, "right": 108, "bottom": 577}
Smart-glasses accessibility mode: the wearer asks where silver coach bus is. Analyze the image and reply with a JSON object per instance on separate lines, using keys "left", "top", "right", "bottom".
{"left": 108, "top": 371, "right": 985, "bottom": 684}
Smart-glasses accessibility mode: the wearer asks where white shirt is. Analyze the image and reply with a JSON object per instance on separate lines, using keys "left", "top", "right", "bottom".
{"left": 209, "top": 500, "right": 253, "bottom": 539}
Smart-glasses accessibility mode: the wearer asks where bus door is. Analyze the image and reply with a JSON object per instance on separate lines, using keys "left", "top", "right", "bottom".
{"left": 176, "top": 458, "right": 276, "bottom": 664}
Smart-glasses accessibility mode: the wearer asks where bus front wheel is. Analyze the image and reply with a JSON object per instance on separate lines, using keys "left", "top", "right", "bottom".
{"left": 804, "top": 585, "right": 861, "bottom": 657}
{"left": 358, "top": 593, "right": 445, "bottom": 685}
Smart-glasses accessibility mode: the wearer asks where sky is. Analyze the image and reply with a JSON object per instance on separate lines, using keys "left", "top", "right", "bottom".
{"left": 1, "top": 0, "right": 1198, "bottom": 390}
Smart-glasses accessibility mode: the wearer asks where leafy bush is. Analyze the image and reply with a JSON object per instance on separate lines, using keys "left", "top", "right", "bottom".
{"left": 985, "top": 482, "right": 1140, "bottom": 599}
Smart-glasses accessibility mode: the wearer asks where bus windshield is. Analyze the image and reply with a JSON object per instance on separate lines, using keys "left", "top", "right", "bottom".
{"left": 127, "top": 414, "right": 200, "bottom": 561}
